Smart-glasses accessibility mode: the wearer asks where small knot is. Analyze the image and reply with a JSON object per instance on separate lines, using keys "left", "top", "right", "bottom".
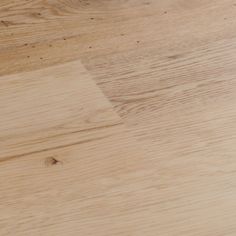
{"left": 45, "top": 156, "right": 62, "bottom": 166}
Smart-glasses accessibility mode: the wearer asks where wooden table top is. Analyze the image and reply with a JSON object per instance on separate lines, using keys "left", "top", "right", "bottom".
{"left": 1, "top": 0, "right": 236, "bottom": 235}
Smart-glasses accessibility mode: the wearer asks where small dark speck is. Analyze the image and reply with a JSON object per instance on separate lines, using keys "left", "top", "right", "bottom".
{"left": 38, "top": 13, "right": 41, "bottom": 16}
{"left": 224, "top": 17, "right": 227, "bottom": 20}
{"left": 120, "top": 33, "right": 125, "bottom": 36}
{"left": 89, "top": 46, "right": 92, "bottom": 49}
{"left": 90, "top": 17, "right": 94, "bottom": 20}
{"left": 32, "top": 45, "right": 35, "bottom": 48}
{"left": 63, "top": 38, "right": 66, "bottom": 40}
{"left": 164, "top": 11, "right": 167, "bottom": 14}
{"left": 24, "top": 43, "right": 28, "bottom": 46}
{"left": 136, "top": 40, "right": 140, "bottom": 43}
{"left": 27, "top": 55, "right": 30, "bottom": 58}
{"left": 49, "top": 44, "right": 52, "bottom": 47}
{"left": 40, "top": 57, "right": 43, "bottom": 60}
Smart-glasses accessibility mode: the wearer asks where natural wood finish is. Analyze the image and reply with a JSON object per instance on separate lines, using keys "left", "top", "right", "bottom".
{"left": 0, "top": 61, "right": 152, "bottom": 235}
{"left": 1, "top": 0, "right": 236, "bottom": 235}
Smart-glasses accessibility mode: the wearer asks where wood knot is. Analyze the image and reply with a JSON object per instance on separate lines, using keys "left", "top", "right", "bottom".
{"left": 1, "top": 20, "right": 11, "bottom": 27}
{"left": 45, "top": 156, "right": 62, "bottom": 166}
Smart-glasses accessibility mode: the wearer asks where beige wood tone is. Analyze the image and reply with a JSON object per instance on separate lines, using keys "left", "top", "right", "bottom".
{"left": 0, "top": 61, "right": 152, "bottom": 235}
{"left": 1, "top": 0, "right": 236, "bottom": 235}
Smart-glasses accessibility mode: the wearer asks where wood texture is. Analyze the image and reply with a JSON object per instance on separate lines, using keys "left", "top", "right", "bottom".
{"left": 1, "top": 0, "right": 236, "bottom": 235}
{"left": 0, "top": 61, "right": 152, "bottom": 235}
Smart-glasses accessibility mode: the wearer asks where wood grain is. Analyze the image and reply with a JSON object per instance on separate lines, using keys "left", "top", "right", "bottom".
{"left": 0, "top": 61, "right": 121, "bottom": 161}
{"left": 1, "top": 0, "right": 236, "bottom": 235}
{"left": 0, "top": 60, "right": 155, "bottom": 235}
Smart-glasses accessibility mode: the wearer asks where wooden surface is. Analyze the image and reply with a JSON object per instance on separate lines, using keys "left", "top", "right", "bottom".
{"left": 1, "top": 0, "right": 236, "bottom": 235}
{"left": 0, "top": 61, "right": 153, "bottom": 235}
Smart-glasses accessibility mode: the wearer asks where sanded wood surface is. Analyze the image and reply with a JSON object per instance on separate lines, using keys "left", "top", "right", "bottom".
{"left": 0, "top": 61, "right": 153, "bottom": 235}
{"left": 1, "top": 0, "right": 236, "bottom": 235}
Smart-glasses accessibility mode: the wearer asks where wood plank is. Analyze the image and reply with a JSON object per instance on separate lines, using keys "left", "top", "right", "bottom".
{"left": 0, "top": 61, "right": 152, "bottom": 235}
{"left": 1, "top": 0, "right": 236, "bottom": 75}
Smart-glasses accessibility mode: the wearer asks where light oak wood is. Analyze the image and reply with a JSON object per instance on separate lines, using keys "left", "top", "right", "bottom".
{"left": 0, "top": 61, "right": 153, "bottom": 235}
{"left": 1, "top": 0, "right": 236, "bottom": 235}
